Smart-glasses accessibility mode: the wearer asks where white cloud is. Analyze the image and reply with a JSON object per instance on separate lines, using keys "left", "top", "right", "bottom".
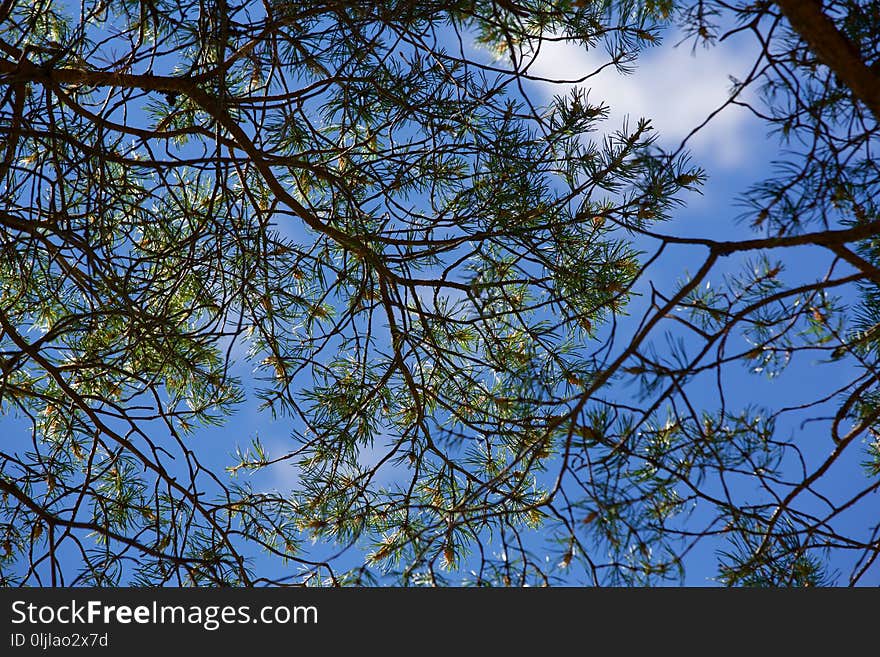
{"left": 526, "top": 32, "right": 762, "bottom": 168}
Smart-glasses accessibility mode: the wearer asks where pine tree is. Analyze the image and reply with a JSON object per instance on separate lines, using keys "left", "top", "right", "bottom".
{"left": 0, "top": 1, "right": 877, "bottom": 586}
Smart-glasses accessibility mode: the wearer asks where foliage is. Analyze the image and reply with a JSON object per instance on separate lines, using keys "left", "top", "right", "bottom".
{"left": 0, "top": 0, "right": 878, "bottom": 586}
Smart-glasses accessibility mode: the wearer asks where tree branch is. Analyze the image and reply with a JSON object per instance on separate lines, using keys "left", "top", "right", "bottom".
{"left": 775, "top": 0, "right": 880, "bottom": 121}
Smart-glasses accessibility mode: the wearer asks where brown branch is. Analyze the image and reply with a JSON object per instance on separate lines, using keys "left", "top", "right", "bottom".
{"left": 0, "top": 478, "right": 210, "bottom": 568}
{"left": 0, "top": 54, "right": 397, "bottom": 285}
{"left": 826, "top": 243, "right": 880, "bottom": 283}
{"left": 618, "top": 217, "right": 880, "bottom": 260}
{"left": 775, "top": 0, "right": 880, "bottom": 121}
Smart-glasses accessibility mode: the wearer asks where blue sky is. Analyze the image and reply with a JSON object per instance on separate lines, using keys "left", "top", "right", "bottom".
{"left": 2, "top": 10, "right": 876, "bottom": 586}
